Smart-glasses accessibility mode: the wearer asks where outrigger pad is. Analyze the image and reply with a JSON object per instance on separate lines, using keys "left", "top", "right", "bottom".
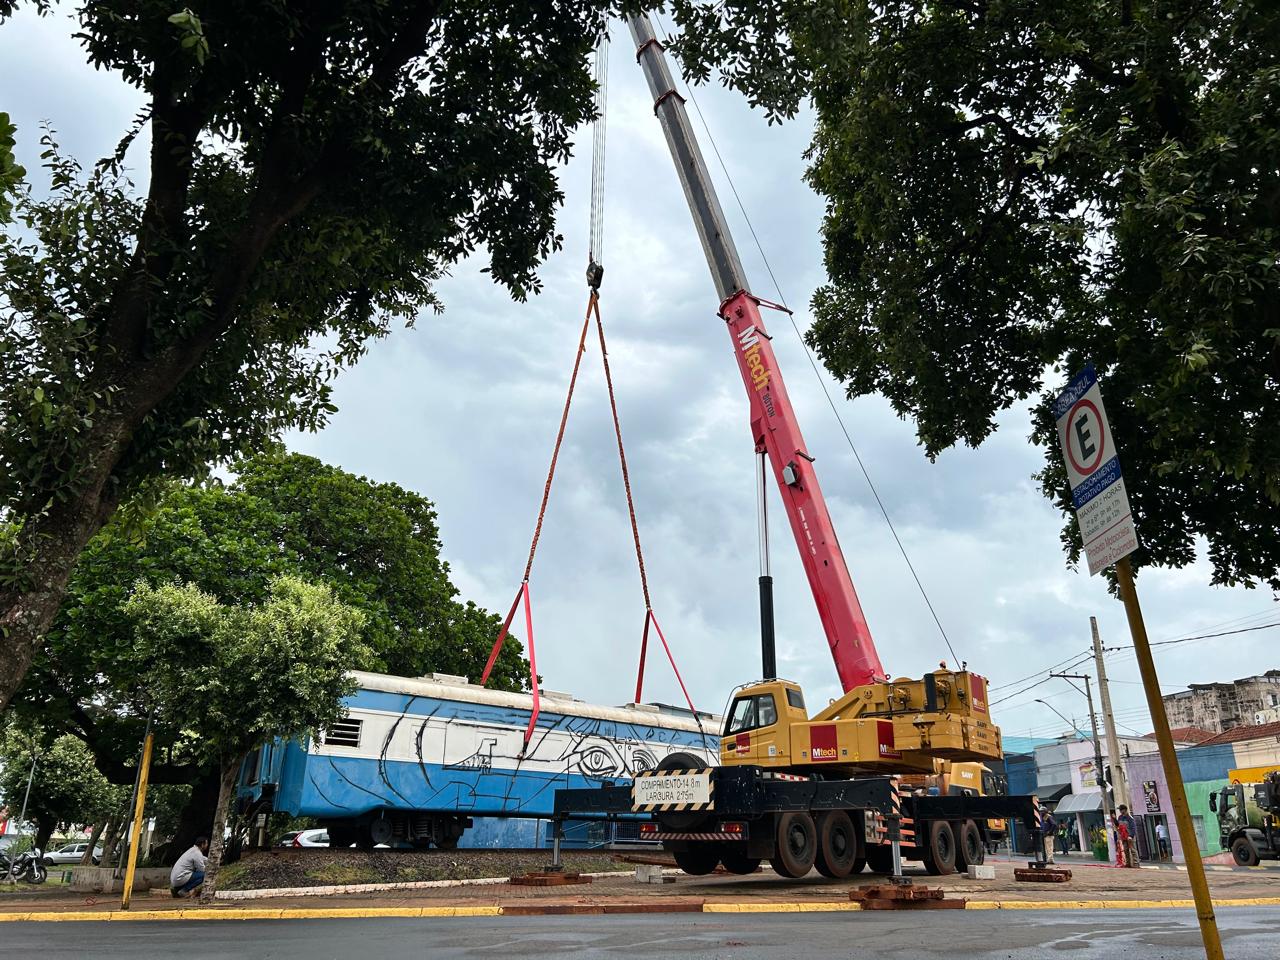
{"left": 848, "top": 884, "right": 966, "bottom": 909}
{"left": 1014, "top": 867, "right": 1072, "bottom": 883}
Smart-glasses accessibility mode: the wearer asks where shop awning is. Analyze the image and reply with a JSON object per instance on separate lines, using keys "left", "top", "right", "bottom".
{"left": 1034, "top": 783, "right": 1072, "bottom": 803}
{"left": 1054, "top": 790, "right": 1105, "bottom": 815}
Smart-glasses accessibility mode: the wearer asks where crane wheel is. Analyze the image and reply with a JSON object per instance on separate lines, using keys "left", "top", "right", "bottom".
{"left": 1231, "top": 837, "right": 1260, "bottom": 867}
{"left": 655, "top": 752, "right": 712, "bottom": 832}
{"left": 673, "top": 846, "right": 720, "bottom": 876}
{"left": 814, "top": 810, "right": 860, "bottom": 879}
{"left": 770, "top": 811, "right": 818, "bottom": 878}
{"left": 921, "top": 820, "right": 957, "bottom": 876}
{"left": 864, "top": 844, "right": 893, "bottom": 874}
{"left": 955, "top": 820, "right": 984, "bottom": 869}
{"left": 720, "top": 849, "right": 762, "bottom": 874}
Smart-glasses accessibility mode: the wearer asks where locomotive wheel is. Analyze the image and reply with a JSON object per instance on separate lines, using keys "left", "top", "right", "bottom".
{"left": 814, "top": 810, "right": 860, "bottom": 879}
{"left": 769, "top": 811, "right": 818, "bottom": 878}
{"left": 673, "top": 845, "right": 720, "bottom": 876}
{"left": 921, "top": 820, "right": 957, "bottom": 876}
{"left": 654, "top": 752, "right": 711, "bottom": 832}
{"left": 719, "top": 849, "right": 762, "bottom": 874}
{"left": 955, "top": 820, "right": 984, "bottom": 869}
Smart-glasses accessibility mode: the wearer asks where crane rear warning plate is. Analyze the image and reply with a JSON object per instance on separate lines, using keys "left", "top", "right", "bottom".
{"left": 632, "top": 770, "right": 714, "bottom": 811}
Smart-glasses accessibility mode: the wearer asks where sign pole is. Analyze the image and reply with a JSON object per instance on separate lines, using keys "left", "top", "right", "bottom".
{"left": 120, "top": 720, "right": 155, "bottom": 911}
{"left": 1115, "top": 555, "right": 1222, "bottom": 960}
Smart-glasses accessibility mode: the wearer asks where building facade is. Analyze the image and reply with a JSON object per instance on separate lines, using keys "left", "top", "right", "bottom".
{"left": 1162, "top": 671, "right": 1280, "bottom": 734}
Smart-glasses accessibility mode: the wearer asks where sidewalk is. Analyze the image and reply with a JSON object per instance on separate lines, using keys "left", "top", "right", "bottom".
{"left": 0, "top": 860, "right": 1275, "bottom": 922}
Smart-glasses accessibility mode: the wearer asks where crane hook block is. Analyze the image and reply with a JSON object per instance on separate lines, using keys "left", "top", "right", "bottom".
{"left": 586, "top": 260, "right": 604, "bottom": 290}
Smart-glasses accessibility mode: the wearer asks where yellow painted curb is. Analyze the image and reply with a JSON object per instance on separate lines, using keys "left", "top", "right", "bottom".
{"left": 965, "top": 898, "right": 1280, "bottom": 910}
{"left": 2, "top": 897, "right": 1278, "bottom": 922}
{"left": 0, "top": 905, "right": 501, "bottom": 922}
{"left": 703, "top": 902, "right": 861, "bottom": 913}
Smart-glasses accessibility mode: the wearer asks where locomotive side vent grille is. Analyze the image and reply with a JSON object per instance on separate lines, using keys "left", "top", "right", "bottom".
{"left": 323, "top": 718, "right": 362, "bottom": 748}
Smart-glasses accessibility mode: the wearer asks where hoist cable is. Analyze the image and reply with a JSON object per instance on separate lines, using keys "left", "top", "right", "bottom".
{"left": 655, "top": 15, "right": 962, "bottom": 670}
{"left": 589, "top": 34, "right": 609, "bottom": 264}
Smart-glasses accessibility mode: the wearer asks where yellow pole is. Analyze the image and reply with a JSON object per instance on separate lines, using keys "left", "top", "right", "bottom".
{"left": 1115, "top": 556, "right": 1223, "bottom": 960}
{"left": 120, "top": 730, "right": 154, "bottom": 911}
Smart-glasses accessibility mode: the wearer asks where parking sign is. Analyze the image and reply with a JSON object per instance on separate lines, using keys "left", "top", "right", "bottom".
{"left": 1054, "top": 365, "right": 1138, "bottom": 575}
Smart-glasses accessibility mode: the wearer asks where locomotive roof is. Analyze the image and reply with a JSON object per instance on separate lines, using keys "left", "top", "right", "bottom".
{"left": 351, "top": 670, "right": 721, "bottom": 732}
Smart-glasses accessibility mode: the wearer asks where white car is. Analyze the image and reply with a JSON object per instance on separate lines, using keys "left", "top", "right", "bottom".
{"left": 43, "top": 841, "right": 102, "bottom": 866}
{"left": 279, "top": 828, "right": 330, "bottom": 848}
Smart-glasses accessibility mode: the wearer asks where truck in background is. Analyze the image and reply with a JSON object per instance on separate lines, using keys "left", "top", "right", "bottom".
{"left": 1210, "top": 767, "right": 1280, "bottom": 866}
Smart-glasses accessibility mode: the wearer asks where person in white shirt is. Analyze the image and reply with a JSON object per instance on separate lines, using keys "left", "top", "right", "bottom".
{"left": 1156, "top": 821, "right": 1171, "bottom": 859}
{"left": 169, "top": 836, "right": 209, "bottom": 898}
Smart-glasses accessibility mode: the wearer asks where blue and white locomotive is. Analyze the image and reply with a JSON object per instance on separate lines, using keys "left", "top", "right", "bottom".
{"left": 237, "top": 670, "right": 719, "bottom": 849}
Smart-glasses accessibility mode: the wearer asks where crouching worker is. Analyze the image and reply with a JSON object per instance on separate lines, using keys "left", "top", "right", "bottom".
{"left": 170, "top": 836, "right": 209, "bottom": 898}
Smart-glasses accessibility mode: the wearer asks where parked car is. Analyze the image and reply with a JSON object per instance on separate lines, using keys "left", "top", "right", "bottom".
{"left": 280, "top": 828, "right": 330, "bottom": 848}
{"left": 43, "top": 841, "right": 102, "bottom": 866}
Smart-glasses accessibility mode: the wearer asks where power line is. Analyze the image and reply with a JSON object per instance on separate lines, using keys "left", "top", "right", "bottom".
{"left": 651, "top": 15, "right": 962, "bottom": 670}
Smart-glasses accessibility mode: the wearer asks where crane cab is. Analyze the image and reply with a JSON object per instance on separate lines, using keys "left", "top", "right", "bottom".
{"left": 720, "top": 680, "right": 807, "bottom": 766}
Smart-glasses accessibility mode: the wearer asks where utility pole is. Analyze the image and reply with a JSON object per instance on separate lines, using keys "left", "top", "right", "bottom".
{"left": 1090, "top": 616, "right": 1130, "bottom": 810}
{"left": 1052, "top": 673, "right": 1114, "bottom": 843}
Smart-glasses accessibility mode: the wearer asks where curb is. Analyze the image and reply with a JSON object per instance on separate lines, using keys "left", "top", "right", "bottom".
{"left": 213, "top": 869, "right": 676, "bottom": 901}
{"left": 2, "top": 896, "right": 1278, "bottom": 922}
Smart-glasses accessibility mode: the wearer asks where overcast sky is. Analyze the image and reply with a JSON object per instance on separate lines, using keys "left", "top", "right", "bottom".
{"left": 4, "top": 10, "right": 1277, "bottom": 742}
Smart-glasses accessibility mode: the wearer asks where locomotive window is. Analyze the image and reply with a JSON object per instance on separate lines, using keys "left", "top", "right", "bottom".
{"left": 323, "top": 718, "right": 362, "bottom": 748}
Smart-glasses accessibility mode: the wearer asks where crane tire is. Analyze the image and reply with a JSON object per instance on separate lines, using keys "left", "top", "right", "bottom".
{"left": 955, "top": 820, "right": 984, "bottom": 868}
{"left": 673, "top": 845, "right": 720, "bottom": 876}
{"left": 720, "top": 849, "right": 762, "bottom": 875}
{"left": 1231, "top": 837, "right": 1260, "bottom": 867}
{"left": 864, "top": 844, "right": 894, "bottom": 874}
{"left": 921, "top": 820, "right": 958, "bottom": 876}
{"left": 770, "top": 811, "right": 818, "bottom": 878}
{"left": 814, "top": 810, "right": 860, "bottom": 879}
{"left": 654, "top": 752, "right": 713, "bottom": 832}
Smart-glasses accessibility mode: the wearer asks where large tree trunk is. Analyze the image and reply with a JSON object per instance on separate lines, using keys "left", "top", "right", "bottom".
{"left": 0, "top": 419, "right": 133, "bottom": 710}
{"left": 34, "top": 819, "right": 55, "bottom": 856}
{"left": 164, "top": 767, "right": 221, "bottom": 865}
{"left": 79, "top": 821, "right": 106, "bottom": 865}
{"left": 98, "top": 815, "right": 122, "bottom": 868}
{"left": 199, "top": 759, "right": 241, "bottom": 903}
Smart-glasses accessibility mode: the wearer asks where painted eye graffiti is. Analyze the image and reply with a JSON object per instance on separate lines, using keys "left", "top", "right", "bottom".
{"left": 574, "top": 745, "right": 621, "bottom": 778}
{"left": 630, "top": 749, "right": 658, "bottom": 774}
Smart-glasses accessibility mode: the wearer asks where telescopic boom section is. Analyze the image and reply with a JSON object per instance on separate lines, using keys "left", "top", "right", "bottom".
{"left": 627, "top": 15, "right": 886, "bottom": 691}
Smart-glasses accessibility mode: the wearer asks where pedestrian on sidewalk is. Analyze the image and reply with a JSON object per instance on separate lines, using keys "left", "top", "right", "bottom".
{"left": 1118, "top": 805, "right": 1141, "bottom": 867}
{"left": 169, "top": 836, "right": 209, "bottom": 898}
{"left": 1041, "top": 810, "right": 1057, "bottom": 865}
{"left": 1156, "top": 820, "right": 1171, "bottom": 860}
{"left": 1112, "top": 814, "right": 1130, "bottom": 868}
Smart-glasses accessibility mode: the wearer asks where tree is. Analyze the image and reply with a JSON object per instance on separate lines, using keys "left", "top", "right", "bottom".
{"left": 0, "top": 724, "right": 122, "bottom": 853}
{"left": 668, "top": 1, "right": 1280, "bottom": 588}
{"left": 0, "top": 0, "right": 615, "bottom": 707}
{"left": 124, "top": 576, "right": 368, "bottom": 899}
{"left": 9, "top": 451, "right": 526, "bottom": 858}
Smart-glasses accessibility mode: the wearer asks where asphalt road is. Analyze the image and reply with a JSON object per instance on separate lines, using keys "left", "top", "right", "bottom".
{"left": 8, "top": 908, "right": 1280, "bottom": 959}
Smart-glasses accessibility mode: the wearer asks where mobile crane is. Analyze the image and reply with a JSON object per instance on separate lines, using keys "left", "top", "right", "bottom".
{"left": 553, "top": 14, "right": 1038, "bottom": 880}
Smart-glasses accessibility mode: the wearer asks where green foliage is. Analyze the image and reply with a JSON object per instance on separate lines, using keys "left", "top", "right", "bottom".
{"left": 0, "top": 0, "right": 628, "bottom": 707}
{"left": 12, "top": 450, "right": 527, "bottom": 793}
{"left": 0, "top": 111, "right": 24, "bottom": 223}
{"left": 0, "top": 725, "right": 123, "bottom": 839}
{"left": 123, "top": 576, "right": 367, "bottom": 769}
{"left": 672, "top": 1, "right": 1280, "bottom": 588}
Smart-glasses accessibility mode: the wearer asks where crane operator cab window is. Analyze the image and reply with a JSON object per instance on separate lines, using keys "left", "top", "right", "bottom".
{"left": 726, "top": 693, "right": 779, "bottom": 735}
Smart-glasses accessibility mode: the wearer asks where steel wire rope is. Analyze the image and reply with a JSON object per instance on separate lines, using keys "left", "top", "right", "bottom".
{"left": 652, "top": 15, "right": 962, "bottom": 670}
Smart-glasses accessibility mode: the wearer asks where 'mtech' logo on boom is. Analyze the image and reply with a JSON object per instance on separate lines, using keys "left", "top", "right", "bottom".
{"left": 737, "top": 327, "right": 771, "bottom": 392}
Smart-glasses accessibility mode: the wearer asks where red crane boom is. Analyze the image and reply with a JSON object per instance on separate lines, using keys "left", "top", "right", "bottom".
{"left": 627, "top": 16, "right": 886, "bottom": 691}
